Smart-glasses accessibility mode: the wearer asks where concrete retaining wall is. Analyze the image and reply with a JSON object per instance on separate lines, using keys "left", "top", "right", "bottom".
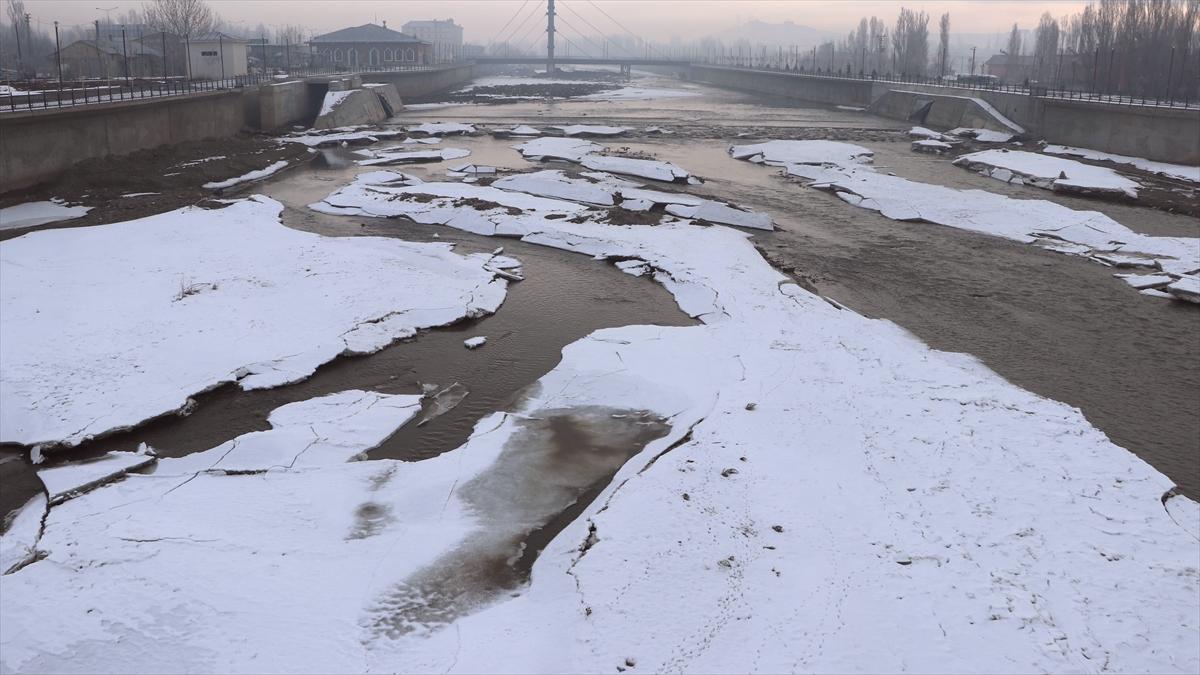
{"left": 361, "top": 64, "right": 474, "bottom": 99}
{"left": 869, "top": 89, "right": 1025, "bottom": 134}
{"left": 312, "top": 88, "right": 388, "bottom": 129}
{"left": 686, "top": 65, "right": 1200, "bottom": 164}
{"left": 363, "top": 83, "right": 403, "bottom": 116}
{"left": 1, "top": 90, "right": 243, "bottom": 193}
{"left": 687, "top": 65, "right": 874, "bottom": 107}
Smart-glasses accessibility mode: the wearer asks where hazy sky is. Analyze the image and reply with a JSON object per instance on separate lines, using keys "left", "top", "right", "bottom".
{"left": 28, "top": 1, "right": 1090, "bottom": 41}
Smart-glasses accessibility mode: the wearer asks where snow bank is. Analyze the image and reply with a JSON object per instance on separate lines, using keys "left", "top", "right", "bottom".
{"left": 203, "top": 161, "right": 290, "bottom": 190}
{"left": 0, "top": 196, "right": 507, "bottom": 447}
{"left": 955, "top": 149, "right": 1141, "bottom": 198}
{"left": 0, "top": 199, "right": 91, "bottom": 231}
{"left": 1043, "top": 144, "right": 1200, "bottom": 183}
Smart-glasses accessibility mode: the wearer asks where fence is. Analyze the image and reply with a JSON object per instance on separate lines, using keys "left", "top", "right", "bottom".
{"left": 694, "top": 60, "right": 1198, "bottom": 110}
{"left": 0, "top": 63, "right": 453, "bottom": 113}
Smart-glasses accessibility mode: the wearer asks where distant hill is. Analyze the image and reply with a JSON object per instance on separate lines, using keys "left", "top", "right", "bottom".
{"left": 712, "top": 20, "right": 835, "bottom": 48}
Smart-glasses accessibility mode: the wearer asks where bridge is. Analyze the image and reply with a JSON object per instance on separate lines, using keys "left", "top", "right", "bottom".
{"left": 472, "top": 56, "right": 689, "bottom": 68}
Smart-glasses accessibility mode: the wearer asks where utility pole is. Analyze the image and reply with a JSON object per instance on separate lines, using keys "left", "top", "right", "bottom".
{"left": 546, "top": 0, "right": 556, "bottom": 77}
{"left": 54, "top": 21, "right": 63, "bottom": 87}
{"left": 970, "top": 46, "right": 976, "bottom": 75}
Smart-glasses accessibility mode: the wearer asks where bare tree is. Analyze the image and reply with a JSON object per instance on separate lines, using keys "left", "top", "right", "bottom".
{"left": 1006, "top": 22, "right": 1023, "bottom": 58}
{"left": 937, "top": 12, "right": 951, "bottom": 77}
{"left": 1033, "top": 12, "right": 1060, "bottom": 82}
{"left": 143, "top": 0, "right": 215, "bottom": 37}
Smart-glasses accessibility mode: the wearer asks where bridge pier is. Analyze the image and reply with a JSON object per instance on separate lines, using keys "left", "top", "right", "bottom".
{"left": 546, "top": 0, "right": 556, "bottom": 76}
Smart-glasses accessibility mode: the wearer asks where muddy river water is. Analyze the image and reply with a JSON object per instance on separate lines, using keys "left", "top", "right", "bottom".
{"left": 2, "top": 70, "right": 1197, "bottom": 558}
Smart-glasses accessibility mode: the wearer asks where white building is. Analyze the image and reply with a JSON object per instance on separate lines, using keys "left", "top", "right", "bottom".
{"left": 186, "top": 32, "right": 248, "bottom": 79}
{"left": 400, "top": 19, "right": 463, "bottom": 63}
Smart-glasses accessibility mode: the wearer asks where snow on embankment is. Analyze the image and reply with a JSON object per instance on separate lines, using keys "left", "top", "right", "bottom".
{"left": 0, "top": 159, "right": 1196, "bottom": 672}
{"left": 730, "top": 139, "right": 1200, "bottom": 303}
{"left": 0, "top": 196, "right": 509, "bottom": 447}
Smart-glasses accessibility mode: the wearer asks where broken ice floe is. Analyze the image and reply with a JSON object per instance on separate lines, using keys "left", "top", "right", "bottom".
{"left": 463, "top": 336, "right": 487, "bottom": 349}
{"left": 728, "top": 140, "right": 874, "bottom": 168}
{"left": 0, "top": 199, "right": 91, "bottom": 231}
{"left": 909, "top": 126, "right": 952, "bottom": 141}
{"left": 407, "top": 122, "right": 476, "bottom": 136}
{"left": 492, "top": 170, "right": 622, "bottom": 205}
{"left": 512, "top": 138, "right": 694, "bottom": 184}
{"left": 1114, "top": 272, "right": 1174, "bottom": 291}
{"left": 120, "top": 192, "right": 160, "bottom": 198}
{"left": 513, "top": 137, "right": 604, "bottom": 162}
{"left": 203, "top": 161, "right": 290, "bottom": 190}
{"left": 355, "top": 147, "right": 471, "bottom": 166}
{"left": 911, "top": 139, "right": 956, "bottom": 154}
{"left": 947, "top": 127, "right": 1015, "bottom": 143}
{"left": 1166, "top": 275, "right": 1200, "bottom": 303}
{"left": 552, "top": 125, "right": 631, "bottom": 137}
{"left": 0, "top": 196, "right": 508, "bottom": 447}
{"left": 954, "top": 149, "right": 1141, "bottom": 199}
{"left": 491, "top": 125, "right": 541, "bottom": 138}
{"left": 279, "top": 128, "right": 404, "bottom": 148}
{"left": 402, "top": 137, "right": 442, "bottom": 145}
{"left": 740, "top": 153, "right": 1199, "bottom": 301}
{"left": 1042, "top": 144, "right": 1200, "bottom": 183}
{"left": 38, "top": 449, "right": 156, "bottom": 505}
{"left": 0, "top": 494, "right": 46, "bottom": 574}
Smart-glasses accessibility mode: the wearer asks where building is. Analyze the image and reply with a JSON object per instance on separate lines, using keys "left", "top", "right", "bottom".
{"left": 186, "top": 32, "right": 249, "bottom": 79}
{"left": 983, "top": 54, "right": 1035, "bottom": 84}
{"left": 401, "top": 19, "right": 463, "bottom": 63}
{"left": 55, "top": 38, "right": 162, "bottom": 78}
{"left": 309, "top": 23, "right": 430, "bottom": 69}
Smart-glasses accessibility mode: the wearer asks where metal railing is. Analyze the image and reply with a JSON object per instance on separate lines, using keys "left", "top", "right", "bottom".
{"left": 693, "top": 61, "right": 1198, "bottom": 110}
{"left": 0, "top": 63, "right": 459, "bottom": 114}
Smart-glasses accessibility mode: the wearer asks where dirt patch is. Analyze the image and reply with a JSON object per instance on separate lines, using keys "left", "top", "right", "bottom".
{"left": 0, "top": 134, "right": 311, "bottom": 241}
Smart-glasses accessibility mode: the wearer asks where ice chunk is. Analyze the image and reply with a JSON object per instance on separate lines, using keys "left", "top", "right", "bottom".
{"left": 729, "top": 140, "right": 874, "bottom": 168}
{"left": 203, "top": 161, "right": 290, "bottom": 190}
{"left": 0, "top": 494, "right": 46, "bottom": 574}
{"left": 492, "top": 125, "right": 541, "bottom": 138}
{"left": 579, "top": 155, "right": 691, "bottom": 183}
{"left": 1166, "top": 275, "right": 1200, "bottom": 303}
{"left": 947, "top": 127, "right": 1014, "bottom": 143}
{"left": 665, "top": 201, "right": 774, "bottom": 231}
{"left": 402, "top": 137, "right": 442, "bottom": 145}
{"left": 492, "top": 170, "right": 617, "bottom": 205}
{"left": 911, "top": 139, "right": 955, "bottom": 153}
{"left": 279, "top": 129, "right": 403, "bottom": 147}
{"left": 413, "top": 382, "right": 469, "bottom": 426}
{"left": 553, "top": 124, "right": 631, "bottom": 137}
{"left": 356, "top": 148, "right": 471, "bottom": 166}
{"left": 513, "top": 137, "right": 603, "bottom": 162}
{"left": 407, "top": 122, "right": 476, "bottom": 136}
{"left": 955, "top": 149, "right": 1140, "bottom": 198}
{"left": 1114, "top": 273, "right": 1174, "bottom": 290}
{"left": 0, "top": 199, "right": 91, "bottom": 230}
{"left": 463, "top": 336, "right": 487, "bottom": 349}
{"left": 1042, "top": 144, "right": 1200, "bottom": 183}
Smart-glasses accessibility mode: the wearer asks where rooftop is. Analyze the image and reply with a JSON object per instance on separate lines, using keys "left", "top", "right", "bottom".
{"left": 310, "top": 23, "right": 425, "bottom": 44}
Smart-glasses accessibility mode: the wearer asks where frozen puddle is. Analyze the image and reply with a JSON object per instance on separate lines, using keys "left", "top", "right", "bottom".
{"left": 954, "top": 149, "right": 1141, "bottom": 198}
{"left": 0, "top": 199, "right": 91, "bottom": 231}
{"left": 0, "top": 196, "right": 509, "bottom": 447}
{"left": 729, "top": 140, "right": 1200, "bottom": 302}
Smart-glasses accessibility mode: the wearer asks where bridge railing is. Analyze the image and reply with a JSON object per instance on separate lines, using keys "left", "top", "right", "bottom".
{"left": 0, "top": 63, "right": 461, "bottom": 114}
{"left": 692, "top": 61, "right": 1198, "bottom": 110}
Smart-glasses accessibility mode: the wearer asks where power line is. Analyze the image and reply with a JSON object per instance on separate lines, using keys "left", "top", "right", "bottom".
{"left": 584, "top": 0, "right": 660, "bottom": 57}
{"left": 558, "top": 0, "right": 634, "bottom": 57}
{"left": 485, "top": 0, "right": 531, "bottom": 48}
{"left": 552, "top": 11, "right": 603, "bottom": 59}
{"left": 509, "top": 3, "right": 547, "bottom": 55}
{"left": 499, "top": 0, "right": 544, "bottom": 51}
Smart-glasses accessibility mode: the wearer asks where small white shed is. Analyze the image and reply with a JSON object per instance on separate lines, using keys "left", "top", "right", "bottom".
{"left": 187, "top": 32, "right": 248, "bottom": 79}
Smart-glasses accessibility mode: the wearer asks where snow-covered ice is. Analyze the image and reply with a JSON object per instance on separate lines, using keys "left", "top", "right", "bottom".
{"left": 120, "top": 192, "right": 160, "bottom": 198}
{"left": 492, "top": 170, "right": 619, "bottom": 205}
{"left": 402, "top": 136, "right": 442, "bottom": 145}
{"left": 0, "top": 199, "right": 91, "bottom": 231}
{"left": 0, "top": 196, "right": 507, "bottom": 447}
{"left": 729, "top": 139, "right": 874, "bottom": 167}
{"left": 279, "top": 128, "right": 403, "bottom": 147}
{"left": 579, "top": 154, "right": 692, "bottom": 183}
{"left": 0, "top": 495, "right": 46, "bottom": 574}
{"left": 463, "top": 336, "right": 487, "bottom": 349}
{"left": 955, "top": 149, "right": 1141, "bottom": 198}
{"left": 1114, "top": 272, "right": 1174, "bottom": 290}
{"left": 911, "top": 139, "right": 955, "bottom": 153}
{"left": 909, "top": 126, "right": 951, "bottom": 140}
{"left": 0, "top": 155, "right": 1196, "bottom": 672}
{"left": 407, "top": 122, "right": 476, "bottom": 136}
{"left": 38, "top": 450, "right": 156, "bottom": 505}
{"left": 1167, "top": 275, "right": 1200, "bottom": 303}
{"left": 948, "top": 127, "right": 1015, "bottom": 143}
{"left": 1043, "top": 144, "right": 1200, "bottom": 183}
{"left": 491, "top": 124, "right": 541, "bottom": 137}
{"left": 553, "top": 124, "right": 631, "bottom": 137}
{"left": 203, "top": 160, "right": 290, "bottom": 189}
{"left": 513, "top": 136, "right": 603, "bottom": 162}
{"left": 356, "top": 147, "right": 471, "bottom": 166}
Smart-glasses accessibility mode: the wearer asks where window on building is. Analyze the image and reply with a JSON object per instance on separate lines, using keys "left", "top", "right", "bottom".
{"left": 334, "top": 48, "right": 343, "bottom": 62}
{"left": 200, "top": 50, "right": 217, "bottom": 56}
{"left": 405, "top": 48, "right": 415, "bottom": 62}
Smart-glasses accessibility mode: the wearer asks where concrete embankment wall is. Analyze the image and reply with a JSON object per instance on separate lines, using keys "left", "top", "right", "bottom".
{"left": 0, "top": 90, "right": 243, "bottom": 192}
{"left": 869, "top": 89, "right": 1025, "bottom": 134}
{"left": 687, "top": 65, "right": 1200, "bottom": 164}
{"left": 361, "top": 63, "right": 474, "bottom": 99}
